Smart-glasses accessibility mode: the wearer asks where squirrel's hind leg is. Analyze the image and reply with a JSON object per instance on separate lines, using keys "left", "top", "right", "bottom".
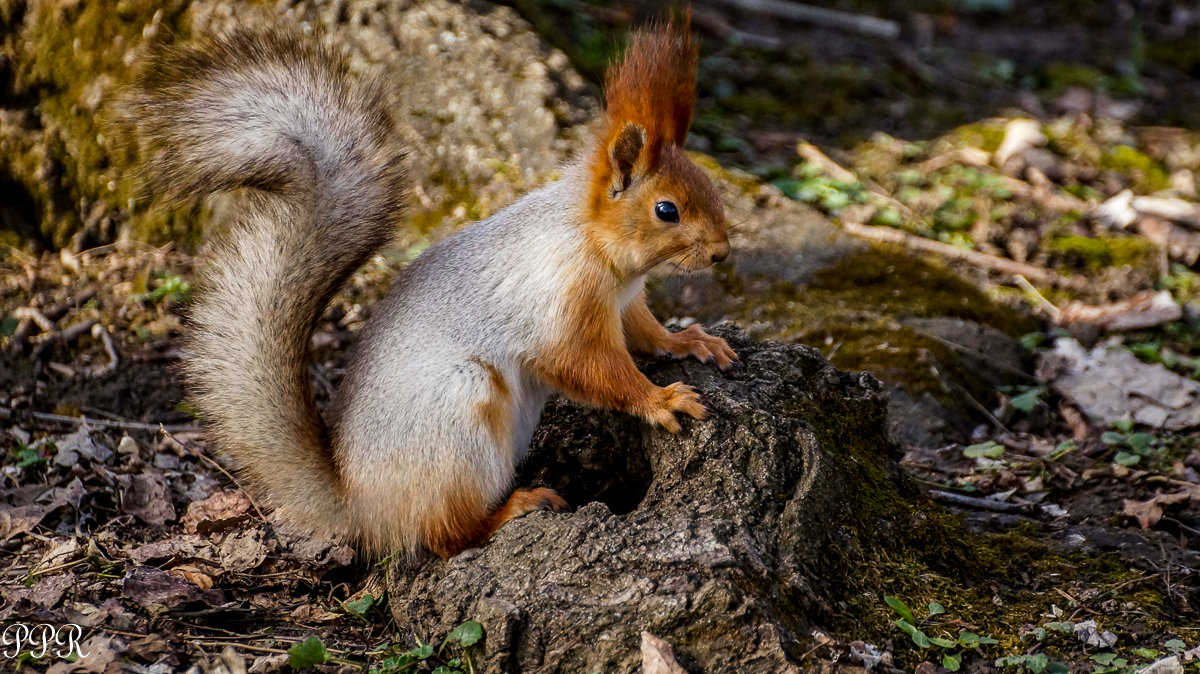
{"left": 423, "top": 487, "right": 568, "bottom": 559}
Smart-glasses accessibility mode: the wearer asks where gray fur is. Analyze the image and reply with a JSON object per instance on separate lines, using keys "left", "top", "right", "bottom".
{"left": 124, "top": 29, "right": 409, "bottom": 539}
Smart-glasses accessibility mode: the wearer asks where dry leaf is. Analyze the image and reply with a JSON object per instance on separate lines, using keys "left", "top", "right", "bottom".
{"left": 0, "top": 478, "right": 85, "bottom": 540}
{"left": 123, "top": 566, "right": 225, "bottom": 609}
{"left": 182, "top": 490, "right": 254, "bottom": 535}
{"left": 1122, "top": 491, "right": 1193, "bottom": 529}
{"left": 168, "top": 564, "right": 214, "bottom": 590}
{"left": 1043, "top": 338, "right": 1200, "bottom": 430}
{"left": 116, "top": 470, "right": 176, "bottom": 525}
{"left": 52, "top": 426, "right": 113, "bottom": 466}
{"left": 0, "top": 572, "right": 75, "bottom": 609}
{"left": 216, "top": 526, "right": 270, "bottom": 573}
{"left": 46, "top": 635, "right": 121, "bottom": 674}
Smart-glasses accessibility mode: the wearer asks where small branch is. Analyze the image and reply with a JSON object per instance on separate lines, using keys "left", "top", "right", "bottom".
{"left": 1015, "top": 274, "right": 1061, "bottom": 322}
{"left": 928, "top": 490, "right": 1034, "bottom": 514}
{"left": 0, "top": 407, "right": 195, "bottom": 433}
{"left": 187, "top": 640, "right": 362, "bottom": 666}
{"left": 707, "top": 0, "right": 901, "bottom": 40}
{"left": 841, "top": 221, "right": 1077, "bottom": 288}
{"left": 81, "top": 324, "right": 119, "bottom": 378}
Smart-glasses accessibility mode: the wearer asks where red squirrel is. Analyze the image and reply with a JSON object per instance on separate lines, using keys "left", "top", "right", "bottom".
{"left": 124, "top": 18, "right": 734, "bottom": 558}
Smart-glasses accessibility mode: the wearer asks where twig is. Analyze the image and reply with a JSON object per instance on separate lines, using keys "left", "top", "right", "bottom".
{"left": 841, "top": 221, "right": 1076, "bottom": 288}
{"left": 706, "top": 0, "right": 900, "bottom": 40}
{"left": 928, "top": 489, "right": 1034, "bottom": 514}
{"left": 161, "top": 428, "right": 270, "bottom": 525}
{"left": 81, "top": 324, "right": 119, "bottom": 378}
{"left": 0, "top": 408, "right": 195, "bottom": 433}
{"left": 188, "top": 640, "right": 362, "bottom": 666}
{"left": 33, "top": 319, "right": 98, "bottom": 359}
{"left": 1014, "top": 274, "right": 1061, "bottom": 322}
{"left": 908, "top": 328, "right": 1041, "bottom": 382}
{"left": 692, "top": 6, "right": 784, "bottom": 50}
{"left": 13, "top": 307, "right": 55, "bottom": 332}
{"left": 0, "top": 407, "right": 192, "bottom": 431}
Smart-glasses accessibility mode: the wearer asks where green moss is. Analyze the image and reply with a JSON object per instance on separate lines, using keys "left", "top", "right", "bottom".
{"left": 950, "top": 120, "right": 1007, "bottom": 154}
{"left": 805, "top": 247, "right": 1036, "bottom": 335}
{"left": 2, "top": 0, "right": 195, "bottom": 247}
{"left": 829, "top": 523, "right": 1179, "bottom": 671}
{"left": 1099, "top": 145, "right": 1173, "bottom": 193}
{"left": 1044, "top": 234, "right": 1159, "bottom": 273}
{"left": 672, "top": 247, "right": 1036, "bottom": 421}
{"left": 689, "top": 153, "right": 763, "bottom": 196}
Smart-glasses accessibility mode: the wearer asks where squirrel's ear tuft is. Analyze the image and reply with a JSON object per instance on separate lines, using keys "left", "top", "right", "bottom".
{"left": 587, "top": 14, "right": 698, "bottom": 213}
{"left": 608, "top": 122, "right": 646, "bottom": 198}
{"left": 602, "top": 15, "right": 698, "bottom": 166}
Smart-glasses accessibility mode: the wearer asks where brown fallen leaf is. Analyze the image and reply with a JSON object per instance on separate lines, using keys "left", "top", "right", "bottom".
{"left": 0, "top": 478, "right": 85, "bottom": 541}
{"left": 0, "top": 572, "right": 75, "bottom": 609}
{"left": 60, "top": 597, "right": 126, "bottom": 628}
{"left": 116, "top": 470, "right": 176, "bottom": 526}
{"left": 641, "top": 631, "right": 689, "bottom": 674}
{"left": 51, "top": 426, "right": 113, "bottom": 467}
{"left": 216, "top": 526, "right": 271, "bottom": 573}
{"left": 46, "top": 635, "right": 121, "bottom": 674}
{"left": 126, "top": 535, "right": 210, "bottom": 565}
{"left": 168, "top": 564, "right": 214, "bottom": 590}
{"left": 290, "top": 603, "right": 342, "bottom": 623}
{"left": 1122, "top": 491, "right": 1193, "bottom": 529}
{"left": 126, "top": 633, "right": 171, "bottom": 662}
{"left": 182, "top": 490, "right": 255, "bottom": 535}
{"left": 123, "top": 566, "right": 225, "bottom": 610}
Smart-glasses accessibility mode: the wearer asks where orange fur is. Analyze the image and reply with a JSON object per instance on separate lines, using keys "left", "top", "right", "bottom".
{"left": 533, "top": 266, "right": 707, "bottom": 434}
{"left": 623, "top": 294, "right": 737, "bottom": 370}
{"left": 471, "top": 356, "right": 513, "bottom": 461}
{"left": 604, "top": 16, "right": 697, "bottom": 166}
{"left": 423, "top": 484, "right": 566, "bottom": 559}
{"left": 588, "top": 16, "right": 699, "bottom": 219}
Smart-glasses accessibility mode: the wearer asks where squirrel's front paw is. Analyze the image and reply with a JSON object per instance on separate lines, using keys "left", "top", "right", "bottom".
{"left": 641, "top": 382, "right": 707, "bottom": 433}
{"left": 665, "top": 325, "right": 739, "bottom": 371}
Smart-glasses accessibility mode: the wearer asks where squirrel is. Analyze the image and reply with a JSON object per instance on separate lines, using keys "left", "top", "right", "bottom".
{"left": 123, "top": 18, "right": 735, "bottom": 559}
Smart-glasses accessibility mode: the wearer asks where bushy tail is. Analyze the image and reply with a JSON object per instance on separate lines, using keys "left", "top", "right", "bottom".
{"left": 123, "top": 29, "right": 408, "bottom": 538}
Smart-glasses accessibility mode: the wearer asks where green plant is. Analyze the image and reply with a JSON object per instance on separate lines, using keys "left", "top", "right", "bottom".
{"left": 962, "top": 441, "right": 1005, "bottom": 459}
{"left": 1008, "top": 386, "right": 1048, "bottom": 414}
{"left": 289, "top": 636, "right": 331, "bottom": 669}
{"left": 1100, "top": 427, "right": 1159, "bottom": 467}
{"left": 994, "top": 653, "right": 1068, "bottom": 673}
{"left": 885, "top": 596, "right": 996, "bottom": 671}
{"left": 340, "top": 593, "right": 377, "bottom": 621}
{"left": 130, "top": 274, "right": 192, "bottom": 305}
{"left": 10, "top": 440, "right": 50, "bottom": 470}
{"left": 368, "top": 620, "right": 485, "bottom": 674}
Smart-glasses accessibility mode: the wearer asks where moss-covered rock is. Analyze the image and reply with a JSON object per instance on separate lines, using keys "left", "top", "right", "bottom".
{"left": 0, "top": 0, "right": 194, "bottom": 249}
{"left": 1, "top": 0, "right": 593, "bottom": 251}
{"left": 647, "top": 165, "right": 1036, "bottom": 445}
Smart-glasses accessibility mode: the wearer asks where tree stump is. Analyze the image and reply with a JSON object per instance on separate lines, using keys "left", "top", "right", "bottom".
{"left": 387, "top": 326, "right": 955, "bottom": 673}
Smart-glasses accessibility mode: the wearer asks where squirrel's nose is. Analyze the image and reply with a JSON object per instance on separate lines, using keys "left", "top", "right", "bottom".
{"left": 710, "top": 240, "right": 731, "bottom": 263}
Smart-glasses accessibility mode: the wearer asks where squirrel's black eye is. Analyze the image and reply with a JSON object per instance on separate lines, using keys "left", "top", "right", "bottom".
{"left": 654, "top": 201, "right": 680, "bottom": 223}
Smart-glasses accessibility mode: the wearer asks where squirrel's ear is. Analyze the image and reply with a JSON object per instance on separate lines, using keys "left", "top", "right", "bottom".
{"left": 608, "top": 122, "right": 646, "bottom": 199}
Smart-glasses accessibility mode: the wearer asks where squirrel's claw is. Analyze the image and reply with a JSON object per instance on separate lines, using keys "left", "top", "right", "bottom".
{"left": 665, "top": 325, "right": 739, "bottom": 371}
{"left": 643, "top": 381, "right": 706, "bottom": 433}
